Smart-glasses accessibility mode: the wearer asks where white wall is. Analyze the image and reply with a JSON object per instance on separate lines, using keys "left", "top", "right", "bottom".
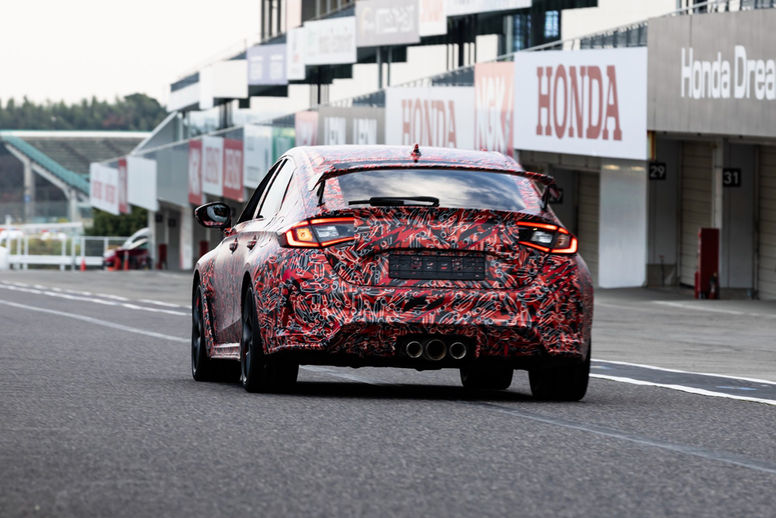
{"left": 598, "top": 160, "right": 648, "bottom": 288}
{"left": 561, "top": 0, "right": 677, "bottom": 41}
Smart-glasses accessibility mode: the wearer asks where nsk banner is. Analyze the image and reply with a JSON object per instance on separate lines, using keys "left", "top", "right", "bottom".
{"left": 126, "top": 156, "right": 158, "bottom": 211}
{"left": 117, "top": 158, "right": 129, "bottom": 214}
{"left": 243, "top": 125, "right": 273, "bottom": 187}
{"left": 475, "top": 62, "right": 514, "bottom": 157}
{"left": 188, "top": 139, "right": 203, "bottom": 205}
{"left": 356, "top": 0, "right": 420, "bottom": 47}
{"left": 385, "top": 87, "right": 475, "bottom": 149}
{"left": 89, "top": 163, "right": 119, "bottom": 216}
{"left": 247, "top": 44, "right": 287, "bottom": 85}
{"left": 201, "top": 136, "right": 224, "bottom": 196}
{"left": 419, "top": 0, "right": 446, "bottom": 36}
{"left": 648, "top": 9, "right": 776, "bottom": 136}
{"left": 514, "top": 48, "right": 647, "bottom": 160}
{"left": 222, "top": 139, "right": 244, "bottom": 202}
{"left": 295, "top": 111, "right": 319, "bottom": 146}
{"left": 304, "top": 17, "right": 356, "bottom": 65}
{"left": 446, "top": 0, "right": 530, "bottom": 16}
{"left": 286, "top": 27, "right": 306, "bottom": 80}
{"left": 318, "top": 106, "right": 386, "bottom": 145}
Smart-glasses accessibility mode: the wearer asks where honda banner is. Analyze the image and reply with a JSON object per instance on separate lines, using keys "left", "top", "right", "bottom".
{"left": 385, "top": 87, "right": 475, "bottom": 149}
{"left": 117, "top": 158, "right": 129, "bottom": 214}
{"left": 356, "top": 0, "right": 420, "bottom": 48}
{"left": 89, "top": 163, "right": 119, "bottom": 216}
{"left": 304, "top": 17, "right": 356, "bottom": 65}
{"left": 188, "top": 139, "right": 203, "bottom": 205}
{"left": 475, "top": 62, "right": 514, "bottom": 157}
{"left": 202, "top": 136, "right": 224, "bottom": 196}
{"left": 244, "top": 125, "right": 273, "bottom": 187}
{"left": 222, "top": 139, "right": 244, "bottom": 202}
{"left": 295, "top": 111, "right": 319, "bottom": 147}
{"left": 513, "top": 48, "right": 647, "bottom": 160}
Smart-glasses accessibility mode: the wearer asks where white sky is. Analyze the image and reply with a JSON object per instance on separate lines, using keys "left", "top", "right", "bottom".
{"left": 0, "top": 0, "right": 260, "bottom": 106}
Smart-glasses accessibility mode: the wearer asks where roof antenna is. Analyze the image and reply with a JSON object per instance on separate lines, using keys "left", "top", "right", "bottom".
{"left": 411, "top": 144, "right": 421, "bottom": 162}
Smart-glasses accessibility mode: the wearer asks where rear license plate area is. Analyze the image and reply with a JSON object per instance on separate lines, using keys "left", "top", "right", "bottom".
{"left": 389, "top": 253, "right": 485, "bottom": 280}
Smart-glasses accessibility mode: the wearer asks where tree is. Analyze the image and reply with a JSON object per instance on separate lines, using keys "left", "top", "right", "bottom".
{"left": 86, "top": 206, "right": 148, "bottom": 237}
{"left": 0, "top": 93, "right": 166, "bottom": 131}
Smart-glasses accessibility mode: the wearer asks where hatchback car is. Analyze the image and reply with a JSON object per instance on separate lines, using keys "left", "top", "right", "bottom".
{"left": 191, "top": 146, "right": 593, "bottom": 400}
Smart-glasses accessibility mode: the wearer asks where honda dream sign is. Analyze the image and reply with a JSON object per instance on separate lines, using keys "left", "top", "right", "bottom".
{"left": 648, "top": 10, "right": 776, "bottom": 137}
{"left": 514, "top": 48, "right": 647, "bottom": 160}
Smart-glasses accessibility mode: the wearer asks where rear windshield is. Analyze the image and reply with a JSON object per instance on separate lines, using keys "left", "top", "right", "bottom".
{"left": 335, "top": 169, "right": 535, "bottom": 212}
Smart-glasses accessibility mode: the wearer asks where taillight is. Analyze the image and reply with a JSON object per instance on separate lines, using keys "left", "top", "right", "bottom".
{"left": 516, "top": 221, "right": 578, "bottom": 254}
{"left": 280, "top": 217, "right": 356, "bottom": 248}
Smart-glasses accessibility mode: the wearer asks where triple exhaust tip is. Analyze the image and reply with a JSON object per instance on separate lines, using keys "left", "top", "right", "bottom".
{"left": 404, "top": 339, "right": 467, "bottom": 361}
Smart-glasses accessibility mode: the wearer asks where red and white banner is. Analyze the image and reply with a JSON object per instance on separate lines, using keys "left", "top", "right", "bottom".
{"left": 222, "top": 139, "right": 244, "bottom": 202}
{"left": 514, "top": 48, "right": 647, "bottom": 160}
{"left": 419, "top": 0, "right": 447, "bottom": 36}
{"left": 188, "top": 139, "right": 203, "bottom": 205}
{"left": 89, "top": 163, "right": 119, "bottom": 216}
{"left": 475, "top": 62, "right": 514, "bottom": 157}
{"left": 385, "top": 87, "right": 475, "bottom": 149}
{"left": 117, "top": 158, "right": 130, "bottom": 214}
{"left": 295, "top": 111, "right": 319, "bottom": 146}
{"left": 202, "top": 136, "right": 224, "bottom": 197}
{"left": 127, "top": 156, "right": 158, "bottom": 211}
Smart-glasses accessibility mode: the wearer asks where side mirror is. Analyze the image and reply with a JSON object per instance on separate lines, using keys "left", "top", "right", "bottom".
{"left": 194, "top": 202, "right": 232, "bottom": 230}
{"left": 541, "top": 183, "right": 562, "bottom": 209}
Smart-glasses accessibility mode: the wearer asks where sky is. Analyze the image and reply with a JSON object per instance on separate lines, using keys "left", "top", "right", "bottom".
{"left": 0, "top": 0, "right": 260, "bottom": 106}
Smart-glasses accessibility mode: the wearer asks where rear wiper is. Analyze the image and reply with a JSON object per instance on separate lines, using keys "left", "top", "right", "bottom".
{"left": 348, "top": 196, "right": 440, "bottom": 207}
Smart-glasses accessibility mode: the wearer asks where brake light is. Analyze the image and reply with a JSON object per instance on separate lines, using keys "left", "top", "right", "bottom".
{"left": 281, "top": 217, "right": 356, "bottom": 248}
{"left": 516, "top": 221, "right": 578, "bottom": 254}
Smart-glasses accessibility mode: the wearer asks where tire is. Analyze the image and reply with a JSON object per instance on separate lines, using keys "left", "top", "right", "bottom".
{"left": 460, "top": 364, "right": 513, "bottom": 391}
{"left": 191, "top": 285, "right": 215, "bottom": 381}
{"left": 240, "top": 287, "right": 298, "bottom": 393}
{"left": 529, "top": 351, "right": 590, "bottom": 402}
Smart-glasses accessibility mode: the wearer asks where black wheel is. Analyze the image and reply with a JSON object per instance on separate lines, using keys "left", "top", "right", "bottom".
{"left": 191, "top": 285, "right": 215, "bottom": 381}
{"left": 460, "top": 364, "right": 513, "bottom": 391}
{"left": 240, "top": 287, "right": 298, "bottom": 393}
{"left": 529, "top": 350, "right": 590, "bottom": 401}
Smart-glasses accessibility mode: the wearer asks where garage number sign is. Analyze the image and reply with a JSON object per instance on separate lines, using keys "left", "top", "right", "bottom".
{"left": 722, "top": 168, "right": 741, "bottom": 188}
{"left": 648, "top": 161, "right": 667, "bottom": 181}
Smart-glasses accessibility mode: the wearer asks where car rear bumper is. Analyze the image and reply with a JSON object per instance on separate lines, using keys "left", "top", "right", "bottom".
{"left": 264, "top": 253, "right": 593, "bottom": 364}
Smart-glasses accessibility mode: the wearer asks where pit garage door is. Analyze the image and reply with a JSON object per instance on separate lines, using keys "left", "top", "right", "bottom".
{"left": 759, "top": 146, "right": 776, "bottom": 300}
{"left": 577, "top": 172, "right": 600, "bottom": 286}
{"left": 680, "top": 142, "right": 713, "bottom": 286}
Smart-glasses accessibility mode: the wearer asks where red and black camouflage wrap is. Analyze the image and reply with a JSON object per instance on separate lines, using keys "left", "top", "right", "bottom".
{"left": 194, "top": 145, "right": 593, "bottom": 367}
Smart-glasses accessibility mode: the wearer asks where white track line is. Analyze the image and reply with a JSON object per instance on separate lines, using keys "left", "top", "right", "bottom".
{"left": 594, "top": 359, "right": 776, "bottom": 386}
{"left": 0, "top": 283, "right": 187, "bottom": 316}
{"left": 590, "top": 374, "right": 776, "bottom": 406}
{"left": 0, "top": 299, "right": 187, "bottom": 343}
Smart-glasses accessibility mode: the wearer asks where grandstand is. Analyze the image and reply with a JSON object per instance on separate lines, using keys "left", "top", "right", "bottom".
{"left": 0, "top": 131, "right": 147, "bottom": 223}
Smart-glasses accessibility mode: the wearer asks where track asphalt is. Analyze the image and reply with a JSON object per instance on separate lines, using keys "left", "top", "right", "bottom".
{"left": 0, "top": 270, "right": 774, "bottom": 517}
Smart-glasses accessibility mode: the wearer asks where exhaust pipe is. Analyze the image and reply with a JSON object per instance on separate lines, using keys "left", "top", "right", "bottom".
{"left": 448, "top": 341, "right": 467, "bottom": 360}
{"left": 423, "top": 338, "right": 447, "bottom": 361}
{"left": 405, "top": 340, "right": 423, "bottom": 359}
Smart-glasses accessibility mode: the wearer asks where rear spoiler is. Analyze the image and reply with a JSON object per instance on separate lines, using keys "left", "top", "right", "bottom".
{"left": 310, "top": 164, "right": 558, "bottom": 208}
